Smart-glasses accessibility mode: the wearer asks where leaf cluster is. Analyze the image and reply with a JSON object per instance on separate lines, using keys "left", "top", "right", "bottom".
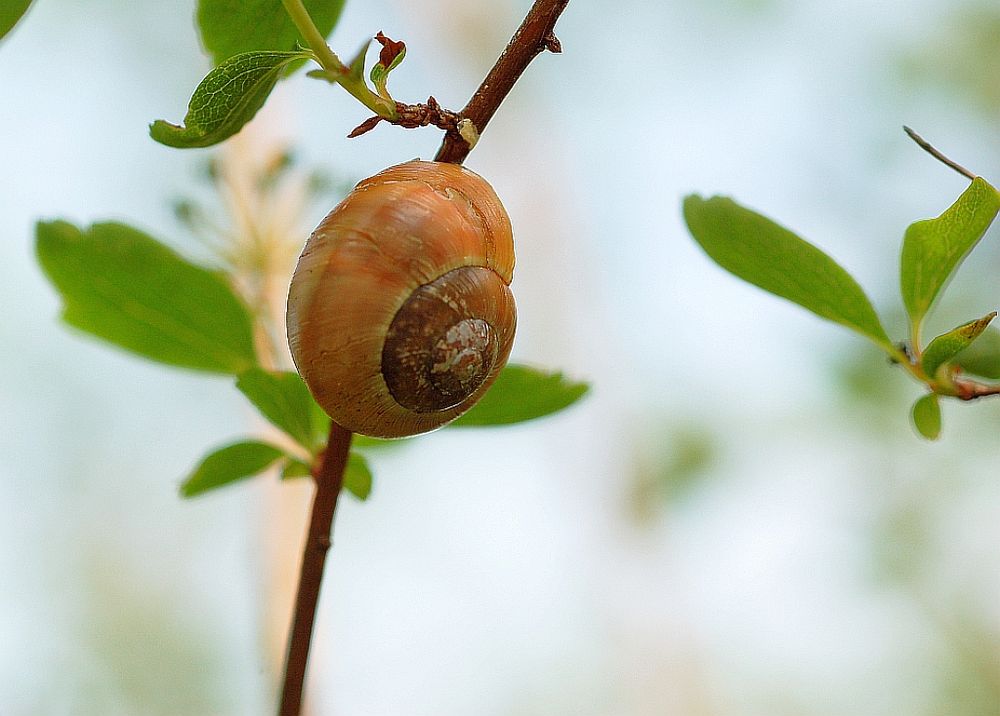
{"left": 684, "top": 169, "right": 1000, "bottom": 440}
{"left": 30, "top": 1, "right": 589, "bottom": 500}
{"left": 151, "top": 0, "right": 405, "bottom": 150}
{"left": 35, "top": 219, "right": 589, "bottom": 499}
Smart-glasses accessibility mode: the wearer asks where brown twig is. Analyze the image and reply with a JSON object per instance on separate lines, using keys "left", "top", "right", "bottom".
{"left": 903, "top": 126, "right": 978, "bottom": 181}
{"left": 348, "top": 96, "right": 461, "bottom": 138}
{"left": 952, "top": 377, "right": 1000, "bottom": 401}
{"left": 435, "top": 0, "right": 569, "bottom": 164}
{"left": 276, "top": 3, "right": 569, "bottom": 713}
{"left": 346, "top": 0, "right": 568, "bottom": 158}
{"left": 278, "top": 421, "right": 353, "bottom": 716}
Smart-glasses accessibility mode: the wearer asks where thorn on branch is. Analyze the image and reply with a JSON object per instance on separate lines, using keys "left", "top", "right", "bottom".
{"left": 543, "top": 32, "right": 562, "bottom": 53}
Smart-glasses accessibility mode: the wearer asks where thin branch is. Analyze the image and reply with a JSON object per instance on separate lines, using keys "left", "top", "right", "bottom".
{"left": 281, "top": 0, "right": 343, "bottom": 73}
{"left": 903, "top": 126, "right": 977, "bottom": 181}
{"left": 282, "top": 0, "right": 398, "bottom": 119}
{"left": 344, "top": 0, "right": 568, "bottom": 154}
{"left": 348, "top": 96, "right": 460, "bottom": 138}
{"left": 952, "top": 377, "right": 1000, "bottom": 401}
{"left": 435, "top": 0, "right": 569, "bottom": 164}
{"left": 274, "top": 3, "right": 570, "bottom": 713}
{"left": 278, "top": 421, "right": 353, "bottom": 716}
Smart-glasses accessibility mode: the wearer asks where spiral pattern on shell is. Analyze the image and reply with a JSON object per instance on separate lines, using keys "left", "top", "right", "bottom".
{"left": 286, "top": 160, "right": 516, "bottom": 438}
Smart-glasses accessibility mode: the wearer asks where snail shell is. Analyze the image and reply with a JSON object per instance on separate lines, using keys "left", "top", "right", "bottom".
{"left": 286, "top": 160, "right": 516, "bottom": 438}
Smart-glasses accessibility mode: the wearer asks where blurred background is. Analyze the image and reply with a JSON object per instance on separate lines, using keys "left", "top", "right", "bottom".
{"left": 2, "top": 0, "right": 999, "bottom": 714}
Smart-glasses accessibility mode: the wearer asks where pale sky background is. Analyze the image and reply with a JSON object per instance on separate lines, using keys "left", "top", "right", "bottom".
{"left": 2, "top": 0, "right": 999, "bottom": 714}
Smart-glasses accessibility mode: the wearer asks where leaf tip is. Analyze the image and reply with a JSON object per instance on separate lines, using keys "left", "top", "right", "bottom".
{"left": 35, "top": 217, "right": 79, "bottom": 238}
{"left": 681, "top": 193, "right": 704, "bottom": 210}
{"left": 149, "top": 119, "right": 189, "bottom": 148}
{"left": 681, "top": 194, "right": 709, "bottom": 228}
{"left": 682, "top": 194, "right": 733, "bottom": 225}
{"left": 34, "top": 219, "right": 82, "bottom": 269}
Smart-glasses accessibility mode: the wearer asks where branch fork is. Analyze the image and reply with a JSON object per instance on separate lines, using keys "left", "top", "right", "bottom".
{"left": 348, "top": 96, "right": 461, "bottom": 138}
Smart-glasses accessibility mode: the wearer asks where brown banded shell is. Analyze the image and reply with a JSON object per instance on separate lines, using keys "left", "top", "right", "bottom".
{"left": 286, "top": 160, "right": 516, "bottom": 438}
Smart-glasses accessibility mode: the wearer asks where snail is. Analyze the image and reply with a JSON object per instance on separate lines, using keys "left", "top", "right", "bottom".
{"left": 286, "top": 160, "right": 516, "bottom": 438}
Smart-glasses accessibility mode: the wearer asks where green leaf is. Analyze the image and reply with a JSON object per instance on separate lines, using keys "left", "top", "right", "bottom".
{"left": 921, "top": 311, "right": 997, "bottom": 378}
{"left": 900, "top": 177, "right": 1000, "bottom": 328}
{"left": 344, "top": 452, "right": 373, "bottom": 500}
{"left": 368, "top": 64, "right": 390, "bottom": 96}
{"left": 683, "top": 195, "right": 893, "bottom": 351}
{"left": 0, "top": 0, "right": 32, "bottom": 42}
{"left": 351, "top": 434, "right": 403, "bottom": 450}
{"left": 953, "top": 326, "right": 1000, "bottom": 379}
{"left": 281, "top": 458, "right": 312, "bottom": 479}
{"left": 280, "top": 451, "right": 372, "bottom": 500}
{"left": 305, "top": 38, "right": 371, "bottom": 86}
{"left": 150, "top": 50, "right": 313, "bottom": 149}
{"left": 36, "top": 221, "right": 256, "bottom": 374}
{"left": 346, "top": 38, "right": 370, "bottom": 82}
{"left": 449, "top": 365, "right": 590, "bottom": 427}
{"left": 197, "top": 0, "right": 346, "bottom": 66}
{"left": 309, "top": 396, "right": 333, "bottom": 440}
{"left": 181, "top": 441, "right": 284, "bottom": 497}
{"left": 910, "top": 393, "right": 942, "bottom": 440}
{"left": 236, "top": 369, "right": 327, "bottom": 452}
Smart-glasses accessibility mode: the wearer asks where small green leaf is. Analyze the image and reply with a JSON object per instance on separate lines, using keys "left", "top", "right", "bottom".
{"left": 900, "top": 177, "right": 1000, "bottom": 328}
{"left": 0, "top": 0, "right": 32, "bottom": 42}
{"left": 304, "top": 38, "right": 370, "bottom": 87}
{"left": 910, "top": 393, "right": 942, "bottom": 440}
{"left": 683, "top": 195, "right": 893, "bottom": 351}
{"left": 236, "top": 369, "right": 327, "bottom": 452}
{"left": 344, "top": 452, "right": 373, "bottom": 500}
{"left": 150, "top": 50, "right": 313, "bottom": 149}
{"left": 281, "top": 458, "right": 312, "bottom": 479}
{"left": 181, "top": 440, "right": 284, "bottom": 497}
{"left": 921, "top": 311, "right": 997, "bottom": 378}
{"left": 449, "top": 365, "right": 590, "bottom": 427}
{"left": 368, "top": 65, "right": 389, "bottom": 98}
{"left": 36, "top": 220, "right": 256, "bottom": 374}
{"left": 346, "top": 38, "right": 370, "bottom": 82}
{"left": 309, "top": 398, "right": 333, "bottom": 440}
{"left": 370, "top": 32, "right": 406, "bottom": 100}
{"left": 953, "top": 326, "right": 1000, "bottom": 379}
{"left": 280, "top": 451, "right": 372, "bottom": 500}
{"left": 197, "top": 0, "right": 346, "bottom": 66}
{"left": 351, "top": 434, "right": 401, "bottom": 450}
